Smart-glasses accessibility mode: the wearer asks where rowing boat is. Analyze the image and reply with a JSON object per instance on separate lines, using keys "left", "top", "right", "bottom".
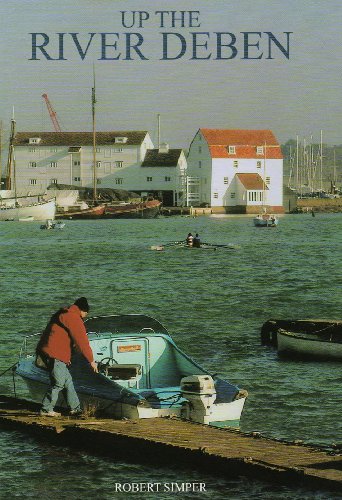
{"left": 150, "top": 241, "right": 239, "bottom": 251}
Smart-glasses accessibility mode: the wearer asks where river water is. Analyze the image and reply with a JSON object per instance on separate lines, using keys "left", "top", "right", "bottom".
{"left": 0, "top": 213, "right": 341, "bottom": 499}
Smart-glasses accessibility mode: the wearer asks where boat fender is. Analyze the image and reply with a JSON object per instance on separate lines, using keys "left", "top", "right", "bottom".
{"left": 234, "top": 389, "right": 248, "bottom": 400}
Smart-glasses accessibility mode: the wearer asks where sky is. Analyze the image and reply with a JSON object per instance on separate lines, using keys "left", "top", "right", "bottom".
{"left": 1, "top": 0, "right": 342, "bottom": 150}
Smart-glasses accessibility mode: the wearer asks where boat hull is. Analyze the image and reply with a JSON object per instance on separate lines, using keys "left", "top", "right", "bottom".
{"left": 17, "top": 367, "right": 246, "bottom": 426}
{"left": 55, "top": 205, "right": 105, "bottom": 219}
{"left": 15, "top": 315, "right": 247, "bottom": 427}
{"left": 104, "top": 200, "right": 161, "bottom": 219}
{"left": 253, "top": 214, "right": 278, "bottom": 227}
{"left": 277, "top": 330, "right": 342, "bottom": 360}
{"left": 0, "top": 199, "right": 56, "bottom": 221}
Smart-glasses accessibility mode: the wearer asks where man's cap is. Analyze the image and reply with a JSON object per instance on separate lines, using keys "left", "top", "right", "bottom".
{"left": 74, "top": 297, "right": 90, "bottom": 312}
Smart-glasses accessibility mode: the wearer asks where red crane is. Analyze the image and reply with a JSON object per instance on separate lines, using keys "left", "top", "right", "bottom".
{"left": 42, "top": 93, "right": 62, "bottom": 132}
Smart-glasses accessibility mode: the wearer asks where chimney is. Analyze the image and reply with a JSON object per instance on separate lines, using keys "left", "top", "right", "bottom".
{"left": 159, "top": 142, "right": 169, "bottom": 154}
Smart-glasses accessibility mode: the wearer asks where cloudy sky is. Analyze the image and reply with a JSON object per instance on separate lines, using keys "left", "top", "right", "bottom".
{"left": 1, "top": 0, "right": 341, "bottom": 149}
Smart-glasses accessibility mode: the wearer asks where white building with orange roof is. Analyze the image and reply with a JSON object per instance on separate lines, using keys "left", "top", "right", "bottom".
{"left": 186, "top": 129, "right": 284, "bottom": 213}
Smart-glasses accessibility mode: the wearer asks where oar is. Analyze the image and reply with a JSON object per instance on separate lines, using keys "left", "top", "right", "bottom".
{"left": 150, "top": 240, "right": 186, "bottom": 251}
{"left": 201, "top": 242, "right": 240, "bottom": 250}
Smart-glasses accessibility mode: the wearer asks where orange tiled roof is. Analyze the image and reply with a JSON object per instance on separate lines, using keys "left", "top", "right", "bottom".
{"left": 201, "top": 129, "right": 283, "bottom": 159}
{"left": 236, "top": 173, "right": 268, "bottom": 190}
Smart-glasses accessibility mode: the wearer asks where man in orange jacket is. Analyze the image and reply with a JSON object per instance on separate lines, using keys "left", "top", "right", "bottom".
{"left": 37, "top": 297, "right": 98, "bottom": 417}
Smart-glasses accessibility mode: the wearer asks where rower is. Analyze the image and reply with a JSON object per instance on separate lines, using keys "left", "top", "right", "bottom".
{"left": 193, "top": 233, "right": 201, "bottom": 248}
{"left": 186, "top": 233, "right": 194, "bottom": 247}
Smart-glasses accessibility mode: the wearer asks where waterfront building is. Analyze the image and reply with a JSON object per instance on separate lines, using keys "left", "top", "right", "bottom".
{"left": 12, "top": 131, "right": 187, "bottom": 206}
{"left": 186, "top": 129, "right": 284, "bottom": 213}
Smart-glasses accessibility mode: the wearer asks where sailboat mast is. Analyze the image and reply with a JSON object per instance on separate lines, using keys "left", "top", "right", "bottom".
{"left": 92, "top": 69, "right": 97, "bottom": 204}
{"left": 320, "top": 129, "right": 323, "bottom": 192}
{"left": 263, "top": 141, "right": 267, "bottom": 210}
{"left": 0, "top": 120, "right": 2, "bottom": 190}
{"left": 296, "top": 135, "right": 299, "bottom": 193}
{"left": 157, "top": 113, "right": 161, "bottom": 149}
{"left": 6, "top": 112, "right": 16, "bottom": 190}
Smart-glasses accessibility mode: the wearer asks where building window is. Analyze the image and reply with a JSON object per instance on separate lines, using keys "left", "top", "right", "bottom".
{"left": 213, "top": 192, "right": 218, "bottom": 198}
{"left": 74, "top": 177, "right": 81, "bottom": 182}
{"left": 230, "top": 192, "right": 236, "bottom": 198}
{"left": 95, "top": 147, "right": 101, "bottom": 153}
{"left": 233, "top": 160, "right": 238, "bottom": 168}
{"left": 165, "top": 176, "right": 171, "bottom": 182}
{"left": 29, "top": 179, "right": 37, "bottom": 185}
{"left": 198, "top": 161, "right": 202, "bottom": 168}
{"left": 29, "top": 148, "right": 36, "bottom": 153}
{"left": 147, "top": 177, "right": 152, "bottom": 182}
{"left": 228, "top": 146, "right": 236, "bottom": 154}
{"left": 29, "top": 137, "right": 41, "bottom": 144}
{"left": 104, "top": 149, "right": 111, "bottom": 157}
{"left": 224, "top": 177, "right": 229, "bottom": 184}
{"left": 257, "top": 161, "right": 262, "bottom": 168}
{"left": 257, "top": 146, "right": 264, "bottom": 155}
{"left": 50, "top": 161, "right": 58, "bottom": 168}
{"left": 96, "top": 161, "right": 102, "bottom": 168}
{"left": 114, "top": 148, "right": 123, "bottom": 153}
{"left": 198, "top": 146, "right": 202, "bottom": 153}
{"left": 50, "top": 148, "right": 58, "bottom": 153}
{"left": 74, "top": 161, "right": 80, "bottom": 166}
{"left": 266, "top": 176, "right": 270, "bottom": 184}
{"left": 115, "top": 178, "right": 123, "bottom": 185}
{"left": 50, "top": 178, "right": 58, "bottom": 185}
{"left": 28, "top": 161, "right": 37, "bottom": 168}
{"left": 115, "top": 161, "right": 123, "bottom": 168}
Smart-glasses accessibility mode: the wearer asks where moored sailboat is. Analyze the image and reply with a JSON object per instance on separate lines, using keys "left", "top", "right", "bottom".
{"left": 253, "top": 142, "right": 278, "bottom": 227}
{"left": 0, "top": 114, "right": 56, "bottom": 221}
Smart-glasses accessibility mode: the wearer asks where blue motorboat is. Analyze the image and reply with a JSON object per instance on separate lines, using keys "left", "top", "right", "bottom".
{"left": 16, "top": 314, "right": 247, "bottom": 427}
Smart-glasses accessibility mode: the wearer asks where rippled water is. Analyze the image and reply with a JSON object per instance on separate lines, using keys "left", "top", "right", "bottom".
{"left": 0, "top": 214, "right": 341, "bottom": 499}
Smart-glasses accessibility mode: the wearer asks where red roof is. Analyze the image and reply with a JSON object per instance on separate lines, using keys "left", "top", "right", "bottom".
{"left": 201, "top": 129, "right": 283, "bottom": 159}
{"left": 236, "top": 173, "right": 268, "bottom": 190}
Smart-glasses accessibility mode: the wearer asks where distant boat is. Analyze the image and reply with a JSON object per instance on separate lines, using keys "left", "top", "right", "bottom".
{"left": 277, "top": 328, "right": 342, "bottom": 360}
{"left": 253, "top": 212, "right": 278, "bottom": 227}
{"left": 0, "top": 199, "right": 56, "bottom": 221}
{"left": 40, "top": 219, "right": 65, "bottom": 230}
{"left": 0, "top": 114, "right": 56, "bottom": 222}
{"left": 104, "top": 199, "right": 161, "bottom": 219}
{"left": 55, "top": 205, "right": 105, "bottom": 220}
{"left": 253, "top": 142, "right": 279, "bottom": 227}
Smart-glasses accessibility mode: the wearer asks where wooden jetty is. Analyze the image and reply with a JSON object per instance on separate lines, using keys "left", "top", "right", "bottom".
{"left": 0, "top": 395, "right": 341, "bottom": 492}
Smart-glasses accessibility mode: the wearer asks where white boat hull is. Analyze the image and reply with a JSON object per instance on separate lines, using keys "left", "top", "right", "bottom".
{"left": 0, "top": 199, "right": 56, "bottom": 221}
{"left": 253, "top": 214, "right": 278, "bottom": 227}
{"left": 277, "top": 330, "right": 342, "bottom": 360}
{"left": 19, "top": 375, "right": 246, "bottom": 426}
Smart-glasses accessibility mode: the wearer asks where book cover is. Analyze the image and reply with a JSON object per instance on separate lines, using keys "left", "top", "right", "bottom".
{"left": 0, "top": 1, "right": 341, "bottom": 498}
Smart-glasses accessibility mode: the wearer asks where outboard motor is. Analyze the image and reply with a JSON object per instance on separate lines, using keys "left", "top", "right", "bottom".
{"left": 180, "top": 375, "right": 216, "bottom": 425}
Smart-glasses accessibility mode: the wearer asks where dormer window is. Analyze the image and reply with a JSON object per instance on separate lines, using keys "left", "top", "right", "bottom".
{"left": 228, "top": 146, "right": 236, "bottom": 154}
{"left": 114, "top": 137, "right": 128, "bottom": 144}
{"left": 29, "top": 137, "right": 41, "bottom": 145}
{"left": 256, "top": 146, "right": 264, "bottom": 155}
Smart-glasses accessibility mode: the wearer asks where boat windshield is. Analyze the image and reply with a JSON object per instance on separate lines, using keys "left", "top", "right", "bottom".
{"left": 85, "top": 314, "right": 169, "bottom": 335}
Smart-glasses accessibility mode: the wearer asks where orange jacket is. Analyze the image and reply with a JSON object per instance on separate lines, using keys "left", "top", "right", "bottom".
{"left": 37, "top": 304, "right": 94, "bottom": 365}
